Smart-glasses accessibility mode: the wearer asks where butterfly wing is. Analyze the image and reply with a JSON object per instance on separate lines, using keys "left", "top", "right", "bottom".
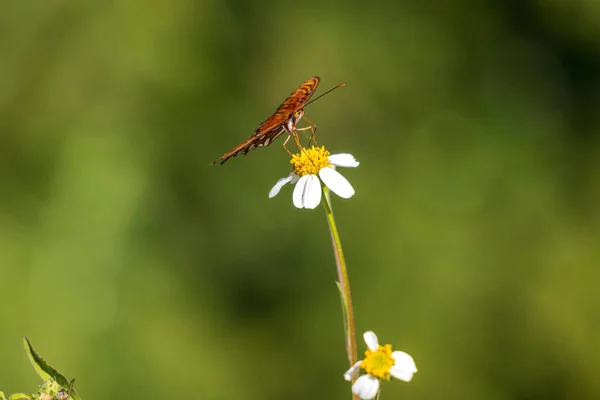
{"left": 211, "top": 77, "right": 321, "bottom": 165}
{"left": 274, "top": 76, "right": 320, "bottom": 117}
{"left": 211, "top": 114, "right": 288, "bottom": 165}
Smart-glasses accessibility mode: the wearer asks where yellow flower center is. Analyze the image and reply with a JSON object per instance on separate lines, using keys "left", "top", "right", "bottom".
{"left": 361, "top": 344, "right": 395, "bottom": 379}
{"left": 290, "top": 146, "right": 331, "bottom": 177}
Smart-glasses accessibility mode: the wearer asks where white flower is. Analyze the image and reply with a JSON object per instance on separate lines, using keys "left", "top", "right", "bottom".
{"left": 268, "top": 146, "right": 359, "bottom": 209}
{"left": 344, "top": 331, "right": 417, "bottom": 400}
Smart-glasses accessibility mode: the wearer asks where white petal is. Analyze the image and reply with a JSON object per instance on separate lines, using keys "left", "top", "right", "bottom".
{"left": 329, "top": 153, "right": 360, "bottom": 168}
{"left": 268, "top": 173, "right": 297, "bottom": 198}
{"left": 390, "top": 351, "right": 418, "bottom": 382}
{"left": 363, "top": 331, "right": 379, "bottom": 351}
{"left": 293, "top": 175, "right": 310, "bottom": 208}
{"left": 344, "top": 361, "right": 363, "bottom": 381}
{"left": 292, "top": 174, "right": 321, "bottom": 209}
{"left": 302, "top": 174, "right": 322, "bottom": 209}
{"left": 352, "top": 374, "right": 380, "bottom": 400}
{"left": 319, "top": 167, "right": 355, "bottom": 199}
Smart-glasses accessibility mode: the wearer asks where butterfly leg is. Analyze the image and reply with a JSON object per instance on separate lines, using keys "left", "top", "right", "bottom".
{"left": 282, "top": 131, "right": 316, "bottom": 167}
{"left": 282, "top": 134, "right": 295, "bottom": 157}
{"left": 295, "top": 125, "right": 317, "bottom": 147}
{"left": 302, "top": 116, "right": 318, "bottom": 146}
{"left": 292, "top": 130, "right": 304, "bottom": 151}
{"left": 294, "top": 116, "right": 318, "bottom": 146}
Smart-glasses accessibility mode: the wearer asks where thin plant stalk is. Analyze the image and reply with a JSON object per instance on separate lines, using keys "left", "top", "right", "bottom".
{"left": 322, "top": 188, "right": 359, "bottom": 400}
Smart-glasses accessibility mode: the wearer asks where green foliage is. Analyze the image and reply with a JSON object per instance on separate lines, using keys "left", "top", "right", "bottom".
{"left": 1, "top": 339, "right": 80, "bottom": 400}
{"left": 8, "top": 394, "right": 31, "bottom": 400}
{"left": 23, "top": 338, "right": 80, "bottom": 400}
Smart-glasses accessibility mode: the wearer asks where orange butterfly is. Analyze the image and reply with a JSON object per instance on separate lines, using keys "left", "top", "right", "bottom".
{"left": 211, "top": 77, "right": 321, "bottom": 165}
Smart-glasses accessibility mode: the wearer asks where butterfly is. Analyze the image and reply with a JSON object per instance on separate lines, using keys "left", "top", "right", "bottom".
{"left": 211, "top": 77, "right": 321, "bottom": 165}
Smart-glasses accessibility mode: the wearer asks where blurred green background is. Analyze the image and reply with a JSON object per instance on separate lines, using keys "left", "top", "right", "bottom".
{"left": 1, "top": 0, "right": 600, "bottom": 399}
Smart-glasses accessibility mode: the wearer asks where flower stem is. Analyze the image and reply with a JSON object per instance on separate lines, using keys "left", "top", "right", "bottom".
{"left": 322, "top": 188, "right": 358, "bottom": 400}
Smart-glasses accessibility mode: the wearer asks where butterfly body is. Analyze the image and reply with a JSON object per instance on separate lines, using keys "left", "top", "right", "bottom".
{"left": 212, "top": 77, "right": 320, "bottom": 165}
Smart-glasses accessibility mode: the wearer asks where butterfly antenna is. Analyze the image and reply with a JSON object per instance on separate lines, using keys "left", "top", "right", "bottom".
{"left": 304, "top": 83, "right": 345, "bottom": 108}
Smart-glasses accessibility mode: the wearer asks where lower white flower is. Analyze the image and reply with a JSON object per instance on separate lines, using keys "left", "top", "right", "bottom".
{"left": 268, "top": 146, "right": 359, "bottom": 209}
{"left": 344, "top": 331, "right": 417, "bottom": 400}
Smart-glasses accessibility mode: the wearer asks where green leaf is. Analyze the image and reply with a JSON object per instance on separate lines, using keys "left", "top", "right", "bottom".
{"left": 23, "top": 337, "right": 57, "bottom": 382}
{"left": 66, "top": 378, "right": 84, "bottom": 400}
{"left": 0, "top": 391, "right": 6, "bottom": 400}
{"left": 22, "top": 338, "right": 82, "bottom": 400}
{"left": 8, "top": 394, "right": 31, "bottom": 400}
{"left": 66, "top": 379, "right": 79, "bottom": 400}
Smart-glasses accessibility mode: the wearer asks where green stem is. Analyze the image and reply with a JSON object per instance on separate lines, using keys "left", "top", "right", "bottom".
{"left": 322, "top": 189, "right": 358, "bottom": 400}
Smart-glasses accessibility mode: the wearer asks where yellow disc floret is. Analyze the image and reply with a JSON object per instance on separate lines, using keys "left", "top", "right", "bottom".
{"left": 361, "top": 344, "right": 395, "bottom": 379}
{"left": 290, "top": 146, "right": 331, "bottom": 177}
